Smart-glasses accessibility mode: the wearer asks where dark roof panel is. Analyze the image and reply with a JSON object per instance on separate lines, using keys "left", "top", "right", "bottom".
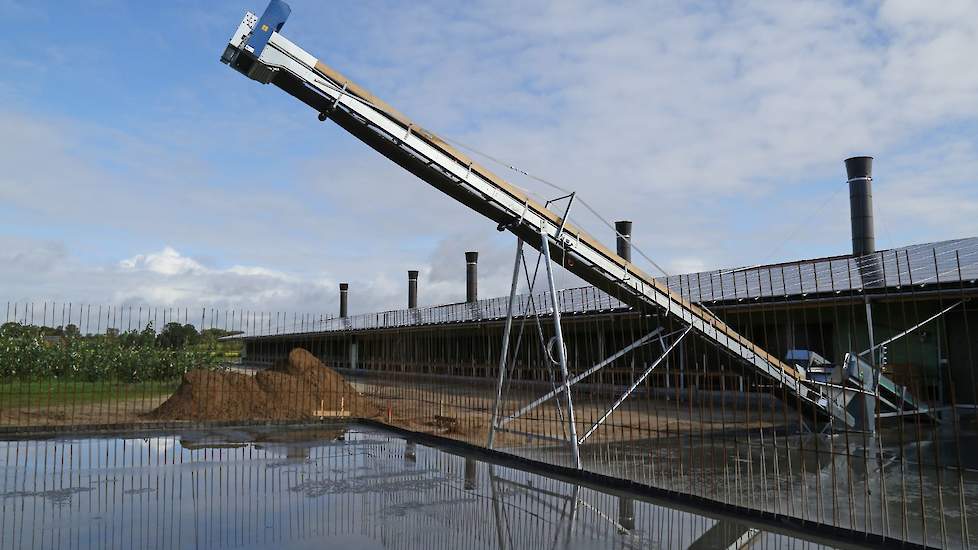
{"left": 660, "top": 237, "right": 978, "bottom": 303}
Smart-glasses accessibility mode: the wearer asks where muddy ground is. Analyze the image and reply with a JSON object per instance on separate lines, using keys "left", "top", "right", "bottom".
{"left": 1, "top": 350, "right": 778, "bottom": 449}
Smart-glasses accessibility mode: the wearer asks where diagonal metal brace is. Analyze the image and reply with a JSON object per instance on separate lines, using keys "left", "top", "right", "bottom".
{"left": 497, "top": 326, "right": 665, "bottom": 428}
{"left": 578, "top": 325, "right": 692, "bottom": 444}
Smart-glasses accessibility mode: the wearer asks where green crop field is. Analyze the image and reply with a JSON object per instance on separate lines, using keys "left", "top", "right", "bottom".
{"left": 0, "top": 380, "right": 179, "bottom": 408}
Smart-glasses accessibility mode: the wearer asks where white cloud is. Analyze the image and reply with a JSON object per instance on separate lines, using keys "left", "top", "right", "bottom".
{"left": 108, "top": 246, "right": 329, "bottom": 310}
{"left": 120, "top": 246, "right": 206, "bottom": 276}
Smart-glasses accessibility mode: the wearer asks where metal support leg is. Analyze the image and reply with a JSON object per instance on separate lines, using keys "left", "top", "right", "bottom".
{"left": 862, "top": 300, "right": 878, "bottom": 433}
{"left": 489, "top": 466, "right": 511, "bottom": 550}
{"left": 404, "top": 441, "right": 416, "bottom": 464}
{"left": 560, "top": 484, "right": 581, "bottom": 547}
{"left": 541, "top": 227, "right": 582, "bottom": 469}
{"left": 618, "top": 496, "right": 635, "bottom": 531}
{"left": 488, "top": 238, "right": 525, "bottom": 448}
{"left": 464, "top": 457, "right": 478, "bottom": 490}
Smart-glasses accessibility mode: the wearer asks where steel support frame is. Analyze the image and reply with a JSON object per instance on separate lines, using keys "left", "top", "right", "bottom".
{"left": 487, "top": 207, "right": 584, "bottom": 467}
{"left": 488, "top": 221, "right": 692, "bottom": 463}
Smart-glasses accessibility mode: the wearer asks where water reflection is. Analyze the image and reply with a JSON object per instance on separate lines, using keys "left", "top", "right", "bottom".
{"left": 510, "top": 423, "right": 974, "bottom": 548}
{"left": 0, "top": 424, "right": 846, "bottom": 549}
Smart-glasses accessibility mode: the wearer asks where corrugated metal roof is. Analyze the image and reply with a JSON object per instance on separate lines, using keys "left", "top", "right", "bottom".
{"left": 235, "top": 237, "right": 978, "bottom": 339}
{"left": 659, "top": 237, "right": 978, "bottom": 304}
{"left": 231, "top": 286, "right": 629, "bottom": 338}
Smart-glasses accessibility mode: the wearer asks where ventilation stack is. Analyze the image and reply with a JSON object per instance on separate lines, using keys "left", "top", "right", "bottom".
{"left": 615, "top": 220, "right": 633, "bottom": 262}
{"left": 465, "top": 251, "right": 479, "bottom": 303}
{"left": 408, "top": 270, "right": 419, "bottom": 309}
{"left": 845, "top": 156, "right": 875, "bottom": 256}
{"left": 339, "top": 283, "right": 349, "bottom": 318}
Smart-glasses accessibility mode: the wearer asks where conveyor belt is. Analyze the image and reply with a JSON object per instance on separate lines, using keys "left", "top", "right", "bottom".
{"left": 221, "top": 3, "right": 853, "bottom": 427}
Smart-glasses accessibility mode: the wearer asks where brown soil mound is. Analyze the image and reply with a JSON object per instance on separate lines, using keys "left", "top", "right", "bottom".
{"left": 150, "top": 348, "right": 378, "bottom": 422}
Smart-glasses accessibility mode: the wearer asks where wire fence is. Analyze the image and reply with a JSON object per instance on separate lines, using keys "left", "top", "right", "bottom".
{"left": 2, "top": 245, "right": 977, "bottom": 548}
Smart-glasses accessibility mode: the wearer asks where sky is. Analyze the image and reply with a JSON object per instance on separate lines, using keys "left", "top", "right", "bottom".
{"left": 1, "top": 0, "right": 976, "bottom": 318}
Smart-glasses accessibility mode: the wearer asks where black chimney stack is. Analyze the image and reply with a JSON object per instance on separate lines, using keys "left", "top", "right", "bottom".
{"left": 465, "top": 251, "right": 479, "bottom": 303}
{"left": 845, "top": 156, "right": 875, "bottom": 256}
{"left": 339, "top": 283, "right": 349, "bottom": 318}
{"left": 407, "top": 270, "right": 419, "bottom": 309}
{"left": 615, "top": 220, "right": 633, "bottom": 263}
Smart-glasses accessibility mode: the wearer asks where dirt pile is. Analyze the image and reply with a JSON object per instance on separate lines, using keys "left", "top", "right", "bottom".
{"left": 150, "top": 348, "right": 378, "bottom": 422}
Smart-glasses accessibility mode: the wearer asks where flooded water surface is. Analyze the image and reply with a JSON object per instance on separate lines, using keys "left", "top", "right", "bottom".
{"left": 0, "top": 423, "right": 881, "bottom": 549}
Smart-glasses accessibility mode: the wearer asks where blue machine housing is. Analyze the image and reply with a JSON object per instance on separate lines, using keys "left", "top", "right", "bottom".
{"left": 246, "top": 0, "right": 291, "bottom": 58}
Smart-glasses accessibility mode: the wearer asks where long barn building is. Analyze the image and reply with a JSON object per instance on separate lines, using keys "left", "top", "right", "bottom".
{"left": 238, "top": 236, "right": 978, "bottom": 408}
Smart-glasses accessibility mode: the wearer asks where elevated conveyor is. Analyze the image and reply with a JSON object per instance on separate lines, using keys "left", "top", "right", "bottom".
{"left": 221, "top": 1, "right": 853, "bottom": 427}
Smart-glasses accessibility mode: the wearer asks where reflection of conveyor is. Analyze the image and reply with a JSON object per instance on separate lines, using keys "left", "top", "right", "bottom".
{"left": 220, "top": 1, "right": 852, "bottom": 428}
{"left": 687, "top": 520, "right": 761, "bottom": 550}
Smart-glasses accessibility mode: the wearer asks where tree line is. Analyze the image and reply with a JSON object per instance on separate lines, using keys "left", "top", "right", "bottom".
{"left": 0, "top": 321, "right": 242, "bottom": 382}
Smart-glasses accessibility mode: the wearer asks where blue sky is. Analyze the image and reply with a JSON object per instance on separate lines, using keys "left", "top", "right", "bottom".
{"left": 1, "top": 0, "right": 977, "bottom": 314}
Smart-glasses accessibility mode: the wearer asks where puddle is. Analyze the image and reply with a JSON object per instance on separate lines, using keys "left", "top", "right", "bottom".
{"left": 0, "top": 423, "right": 872, "bottom": 549}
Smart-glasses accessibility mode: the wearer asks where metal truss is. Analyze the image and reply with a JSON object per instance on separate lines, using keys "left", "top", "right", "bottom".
{"left": 487, "top": 193, "right": 584, "bottom": 467}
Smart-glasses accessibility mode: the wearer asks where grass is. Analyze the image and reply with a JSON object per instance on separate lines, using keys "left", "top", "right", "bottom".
{"left": 0, "top": 379, "right": 180, "bottom": 408}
